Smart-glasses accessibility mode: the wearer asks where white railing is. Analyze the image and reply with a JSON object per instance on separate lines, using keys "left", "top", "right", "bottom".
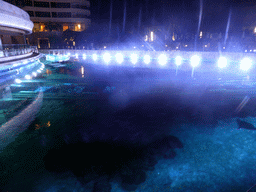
{"left": 0, "top": 45, "right": 38, "bottom": 58}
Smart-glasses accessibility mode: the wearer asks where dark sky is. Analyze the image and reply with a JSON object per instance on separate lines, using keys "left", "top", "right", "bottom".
{"left": 90, "top": 0, "right": 256, "bottom": 33}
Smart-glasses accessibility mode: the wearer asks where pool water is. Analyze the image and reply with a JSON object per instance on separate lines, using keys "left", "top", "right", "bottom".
{"left": 1, "top": 60, "right": 256, "bottom": 192}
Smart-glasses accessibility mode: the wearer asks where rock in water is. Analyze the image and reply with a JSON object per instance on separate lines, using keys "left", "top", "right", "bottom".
{"left": 237, "top": 119, "right": 256, "bottom": 130}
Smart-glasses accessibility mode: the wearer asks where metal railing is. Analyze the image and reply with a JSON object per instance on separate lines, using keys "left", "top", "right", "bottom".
{"left": 0, "top": 45, "right": 38, "bottom": 57}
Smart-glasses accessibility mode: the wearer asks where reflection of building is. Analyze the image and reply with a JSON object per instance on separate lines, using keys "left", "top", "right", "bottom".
{"left": 5, "top": 0, "right": 91, "bottom": 48}
{"left": 144, "top": 26, "right": 163, "bottom": 43}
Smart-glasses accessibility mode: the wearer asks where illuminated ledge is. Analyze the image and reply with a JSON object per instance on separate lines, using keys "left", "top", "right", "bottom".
{"left": 0, "top": 52, "right": 33, "bottom": 63}
{"left": 0, "top": 90, "right": 43, "bottom": 151}
{"left": 0, "top": 1, "right": 33, "bottom": 35}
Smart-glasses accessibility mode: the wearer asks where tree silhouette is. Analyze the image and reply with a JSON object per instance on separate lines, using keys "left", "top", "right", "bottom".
{"left": 45, "top": 22, "right": 62, "bottom": 32}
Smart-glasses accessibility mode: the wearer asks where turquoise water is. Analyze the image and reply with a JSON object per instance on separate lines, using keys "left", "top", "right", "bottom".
{"left": 1, "top": 60, "right": 256, "bottom": 192}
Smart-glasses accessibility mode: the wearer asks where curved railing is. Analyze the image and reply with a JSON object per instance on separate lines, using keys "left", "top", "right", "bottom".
{"left": 0, "top": 44, "right": 38, "bottom": 58}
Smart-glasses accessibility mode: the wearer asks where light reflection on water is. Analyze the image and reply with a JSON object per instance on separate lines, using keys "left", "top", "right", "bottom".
{"left": 2, "top": 61, "right": 256, "bottom": 192}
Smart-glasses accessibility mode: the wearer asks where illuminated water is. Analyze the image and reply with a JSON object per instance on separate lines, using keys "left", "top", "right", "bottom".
{"left": 1, "top": 59, "right": 256, "bottom": 192}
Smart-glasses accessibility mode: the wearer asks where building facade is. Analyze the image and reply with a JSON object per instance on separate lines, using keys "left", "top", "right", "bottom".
{"left": 5, "top": 0, "right": 91, "bottom": 48}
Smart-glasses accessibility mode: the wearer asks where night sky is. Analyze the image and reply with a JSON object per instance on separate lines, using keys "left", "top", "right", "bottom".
{"left": 90, "top": 0, "right": 256, "bottom": 33}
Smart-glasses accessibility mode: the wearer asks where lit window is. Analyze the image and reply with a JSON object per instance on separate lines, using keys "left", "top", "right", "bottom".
{"left": 75, "top": 24, "right": 81, "bottom": 31}
{"left": 63, "top": 25, "right": 68, "bottom": 31}
{"left": 34, "top": 23, "right": 40, "bottom": 32}
{"left": 73, "top": 41, "right": 75, "bottom": 46}
{"left": 254, "top": 27, "right": 256, "bottom": 33}
{"left": 40, "top": 24, "right": 45, "bottom": 31}
{"left": 200, "top": 31, "right": 202, "bottom": 38}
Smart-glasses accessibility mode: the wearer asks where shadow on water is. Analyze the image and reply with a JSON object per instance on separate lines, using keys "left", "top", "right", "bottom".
{"left": 41, "top": 84, "right": 185, "bottom": 191}
{"left": 43, "top": 136, "right": 183, "bottom": 191}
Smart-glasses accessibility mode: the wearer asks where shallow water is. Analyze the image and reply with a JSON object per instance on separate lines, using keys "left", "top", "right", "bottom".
{"left": 1, "top": 60, "right": 256, "bottom": 192}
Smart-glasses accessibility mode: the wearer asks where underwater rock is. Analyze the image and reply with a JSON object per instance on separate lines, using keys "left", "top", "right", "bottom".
{"left": 92, "top": 178, "right": 111, "bottom": 192}
{"left": 146, "top": 135, "right": 183, "bottom": 158}
{"left": 43, "top": 135, "right": 183, "bottom": 191}
{"left": 121, "top": 171, "right": 146, "bottom": 191}
{"left": 237, "top": 119, "right": 256, "bottom": 130}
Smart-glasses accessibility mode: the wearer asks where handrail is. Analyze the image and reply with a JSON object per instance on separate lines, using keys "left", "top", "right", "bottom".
{"left": 0, "top": 45, "right": 38, "bottom": 57}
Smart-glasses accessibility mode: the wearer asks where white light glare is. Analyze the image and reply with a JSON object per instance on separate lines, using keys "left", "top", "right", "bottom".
{"left": 218, "top": 57, "right": 227, "bottom": 68}
{"left": 190, "top": 55, "right": 201, "bottom": 67}
{"left": 103, "top": 53, "right": 111, "bottom": 63}
{"left": 15, "top": 79, "right": 22, "bottom": 84}
{"left": 131, "top": 54, "right": 138, "bottom": 64}
{"left": 158, "top": 54, "right": 167, "bottom": 65}
{"left": 144, "top": 55, "right": 151, "bottom": 64}
{"left": 115, "top": 53, "right": 123, "bottom": 64}
{"left": 32, "top": 72, "right": 37, "bottom": 77}
{"left": 240, "top": 58, "right": 252, "bottom": 71}
{"left": 92, "top": 54, "right": 97, "bottom": 61}
{"left": 175, "top": 56, "right": 182, "bottom": 66}
{"left": 75, "top": 54, "right": 78, "bottom": 58}
{"left": 83, "top": 54, "right": 86, "bottom": 60}
{"left": 25, "top": 75, "right": 31, "bottom": 80}
{"left": 37, "top": 69, "right": 41, "bottom": 73}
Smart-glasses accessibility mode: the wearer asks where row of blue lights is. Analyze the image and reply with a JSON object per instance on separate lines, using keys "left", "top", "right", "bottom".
{"left": 14, "top": 62, "right": 45, "bottom": 84}
{"left": 67, "top": 52, "right": 253, "bottom": 71}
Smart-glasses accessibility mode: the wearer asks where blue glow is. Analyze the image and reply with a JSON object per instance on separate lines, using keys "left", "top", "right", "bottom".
{"left": 240, "top": 58, "right": 252, "bottom": 71}
{"left": 92, "top": 54, "right": 97, "bottom": 61}
{"left": 25, "top": 75, "right": 31, "bottom": 80}
{"left": 32, "top": 72, "right": 37, "bottom": 77}
{"left": 218, "top": 57, "right": 227, "bottom": 68}
{"left": 75, "top": 53, "right": 78, "bottom": 58}
{"left": 83, "top": 54, "right": 86, "bottom": 60}
{"left": 115, "top": 53, "right": 124, "bottom": 64}
{"left": 46, "top": 55, "right": 56, "bottom": 62}
{"left": 190, "top": 55, "right": 201, "bottom": 67}
{"left": 15, "top": 79, "right": 22, "bottom": 84}
{"left": 103, "top": 53, "right": 111, "bottom": 63}
{"left": 158, "top": 54, "right": 167, "bottom": 65}
{"left": 23, "top": 60, "right": 28, "bottom": 64}
{"left": 131, "top": 54, "right": 138, "bottom": 64}
{"left": 144, "top": 55, "right": 151, "bottom": 64}
{"left": 175, "top": 56, "right": 182, "bottom": 66}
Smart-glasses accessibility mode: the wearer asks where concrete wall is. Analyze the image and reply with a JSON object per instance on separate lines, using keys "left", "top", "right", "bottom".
{"left": 0, "top": 0, "right": 33, "bottom": 35}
